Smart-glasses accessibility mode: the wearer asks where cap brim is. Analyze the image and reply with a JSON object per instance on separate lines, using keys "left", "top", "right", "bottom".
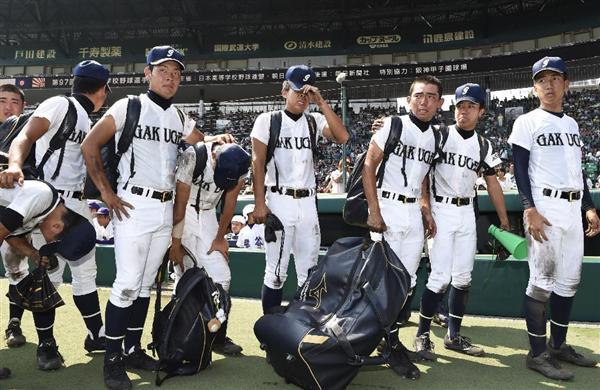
{"left": 456, "top": 96, "right": 483, "bottom": 105}
{"left": 287, "top": 81, "right": 306, "bottom": 91}
{"left": 149, "top": 58, "right": 185, "bottom": 70}
{"left": 532, "top": 67, "right": 565, "bottom": 79}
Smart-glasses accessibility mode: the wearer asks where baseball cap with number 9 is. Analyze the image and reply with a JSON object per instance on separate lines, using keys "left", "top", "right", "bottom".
{"left": 147, "top": 45, "right": 185, "bottom": 70}
{"left": 285, "top": 65, "right": 316, "bottom": 91}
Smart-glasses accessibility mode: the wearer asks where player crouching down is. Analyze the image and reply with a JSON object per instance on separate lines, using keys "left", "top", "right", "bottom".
{"left": 170, "top": 143, "right": 250, "bottom": 356}
{"left": 0, "top": 180, "right": 96, "bottom": 370}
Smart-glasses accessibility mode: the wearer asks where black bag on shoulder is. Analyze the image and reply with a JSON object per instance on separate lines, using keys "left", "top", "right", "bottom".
{"left": 83, "top": 96, "right": 141, "bottom": 199}
{"left": 254, "top": 236, "right": 411, "bottom": 390}
{"left": 343, "top": 116, "right": 402, "bottom": 228}
{"left": 149, "top": 245, "right": 231, "bottom": 386}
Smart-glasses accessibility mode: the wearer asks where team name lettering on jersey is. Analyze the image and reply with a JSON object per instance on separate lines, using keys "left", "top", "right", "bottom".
{"left": 67, "top": 129, "right": 86, "bottom": 144}
{"left": 441, "top": 152, "right": 481, "bottom": 172}
{"left": 134, "top": 124, "right": 183, "bottom": 145}
{"left": 276, "top": 136, "right": 312, "bottom": 150}
{"left": 393, "top": 141, "right": 435, "bottom": 164}
{"left": 198, "top": 181, "right": 224, "bottom": 195}
{"left": 535, "top": 132, "right": 581, "bottom": 147}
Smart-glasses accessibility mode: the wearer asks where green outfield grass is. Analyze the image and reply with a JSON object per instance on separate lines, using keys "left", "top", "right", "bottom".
{"left": 0, "top": 279, "right": 598, "bottom": 390}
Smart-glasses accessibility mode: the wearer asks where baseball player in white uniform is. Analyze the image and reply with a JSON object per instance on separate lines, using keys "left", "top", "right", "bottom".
{"left": 414, "top": 83, "right": 509, "bottom": 360}
{"left": 0, "top": 84, "right": 29, "bottom": 349}
{"left": 363, "top": 75, "right": 444, "bottom": 379}
{"left": 251, "top": 64, "right": 348, "bottom": 314}
{"left": 169, "top": 142, "right": 250, "bottom": 355}
{"left": 236, "top": 204, "right": 265, "bottom": 249}
{"left": 0, "top": 60, "right": 110, "bottom": 370}
{"left": 82, "top": 46, "right": 233, "bottom": 390}
{"left": 508, "top": 56, "right": 599, "bottom": 380}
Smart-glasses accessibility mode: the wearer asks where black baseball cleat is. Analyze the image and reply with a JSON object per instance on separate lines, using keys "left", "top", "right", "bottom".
{"left": 526, "top": 351, "right": 574, "bottom": 381}
{"left": 444, "top": 334, "right": 484, "bottom": 356}
{"left": 547, "top": 340, "right": 598, "bottom": 367}
{"left": 414, "top": 333, "right": 436, "bottom": 361}
{"left": 5, "top": 318, "right": 26, "bottom": 348}
{"left": 84, "top": 335, "right": 107, "bottom": 353}
{"left": 212, "top": 337, "right": 243, "bottom": 356}
{"left": 37, "top": 337, "right": 64, "bottom": 370}
{"left": 387, "top": 341, "right": 420, "bottom": 380}
{"left": 123, "top": 347, "right": 158, "bottom": 371}
{"left": 104, "top": 352, "right": 132, "bottom": 390}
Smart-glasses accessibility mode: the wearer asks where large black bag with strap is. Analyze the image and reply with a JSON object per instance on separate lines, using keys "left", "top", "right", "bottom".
{"left": 149, "top": 246, "right": 231, "bottom": 386}
{"left": 254, "top": 236, "right": 411, "bottom": 390}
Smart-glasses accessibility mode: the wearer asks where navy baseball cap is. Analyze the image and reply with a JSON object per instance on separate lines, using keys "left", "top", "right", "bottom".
{"left": 87, "top": 200, "right": 100, "bottom": 211}
{"left": 532, "top": 56, "right": 566, "bottom": 79}
{"left": 39, "top": 220, "right": 96, "bottom": 261}
{"left": 97, "top": 207, "right": 109, "bottom": 216}
{"left": 455, "top": 83, "right": 486, "bottom": 106}
{"left": 214, "top": 144, "right": 250, "bottom": 190}
{"left": 285, "top": 65, "right": 316, "bottom": 91}
{"left": 147, "top": 46, "right": 185, "bottom": 70}
{"left": 73, "top": 60, "right": 111, "bottom": 91}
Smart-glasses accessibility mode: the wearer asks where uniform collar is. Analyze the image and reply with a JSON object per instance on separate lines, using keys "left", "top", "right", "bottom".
{"left": 72, "top": 94, "right": 94, "bottom": 114}
{"left": 408, "top": 111, "right": 431, "bottom": 132}
{"left": 146, "top": 90, "right": 172, "bottom": 110}
{"left": 284, "top": 109, "right": 303, "bottom": 121}
{"left": 541, "top": 108, "right": 564, "bottom": 118}
{"left": 455, "top": 126, "right": 476, "bottom": 139}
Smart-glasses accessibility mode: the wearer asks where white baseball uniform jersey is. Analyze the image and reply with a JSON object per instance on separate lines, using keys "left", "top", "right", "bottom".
{"left": 32, "top": 96, "right": 90, "bottom": 191}
{"left": 508, "top": 108, "right": 583, "bottom": 298}
{"left": 427, "top": 126, "right": 501, "bottom": 293}
{"left": 172, "top": 142, "right": 232, "bottom": 291}
{"left": 251, "top": 110, "right": 326, "bottom": 289}
{"left": 371, "top": 114, "right": 437, "bottom": 288}
{"left": 104, "top": 93, "right": 194, "bottom": 307}
{"left": 27, "top": 96, "right": 98, "bottom": 294}
{"left": 236, "top": 224, "right": 266, "bottom": 249}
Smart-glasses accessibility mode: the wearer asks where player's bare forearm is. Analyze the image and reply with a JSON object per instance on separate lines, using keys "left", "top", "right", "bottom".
{"left": 251, "top": 138, "right": 268, "bottom": 207}
{"left": 420, "top": 176, "right": 432, "bottom": 213}
{"left": 173, "top": 181, "right": 191, "bottom": 228}
{"left": 485, "top": 175, "right": 510, "bottom": 228}
{"left": 363, "top": 142, "right": 384, "bottom": 215}
{"left": 82, "top": 115, "right": 118, "bottom": 195}
{"left": 320, "top": 104, "right": 349, "bottom": 144}
{"left": 217, "top": 180, "right": 244, "bottom": 239}
{"left": 5, "top": 236, "right": 36, "bottom": 258}
{"left": 185, "top": 128, "right": 205, "bottom": 144}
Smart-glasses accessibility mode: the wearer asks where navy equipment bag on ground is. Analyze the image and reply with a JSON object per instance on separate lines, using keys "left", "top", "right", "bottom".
{"left": 254, "top": 237, "right": 411, "bottom": 390}
{"left": 150, "top": 246, "right": 230, "bottom": 386}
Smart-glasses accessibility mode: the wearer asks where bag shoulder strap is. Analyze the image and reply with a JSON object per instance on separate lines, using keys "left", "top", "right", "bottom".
{"left": 266, "top": 111, "right": 282, "bottom": 165}
{"left": 304, "top": 113, "right": 318, "bottom": 158}
{"left": 376, "top": 115, "right": 402, "bottom": 187}
{"left": 116, "top": 96, "right": 142, "bottom": 184}
{"left": 477, "top": 133, "right": 490, "bottom": 171}
{"left": 38, "top": 96, "right": 78, "bottom": 180}
{"left": 192, "top": 143, "right": 209, "bottom": 213}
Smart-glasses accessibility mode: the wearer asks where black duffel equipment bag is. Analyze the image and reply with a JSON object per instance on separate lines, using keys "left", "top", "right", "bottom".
{"left": 149, "top": 246, "right": 230, "bottom": 386}
{"left": 254, "top": 236, "right": 411, "bottom": 390}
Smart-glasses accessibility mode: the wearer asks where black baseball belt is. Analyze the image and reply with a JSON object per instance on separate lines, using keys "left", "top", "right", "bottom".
{"left": 269, "top": 186, "right": 315, "bottom": 199}
{"left": 126, "top": 185, "right": 173, "bottom": 202}
{"left": 542, "top": 188, "right": 581, "bottom": 202}
{"left": 381, "top": 190, "right": 417, "bottom": 203}
{"left": 57, "top": 189, "right": 84, "bottom": 200}
{"left": 434, "top": 195, "right": 472, "bottom": 206}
